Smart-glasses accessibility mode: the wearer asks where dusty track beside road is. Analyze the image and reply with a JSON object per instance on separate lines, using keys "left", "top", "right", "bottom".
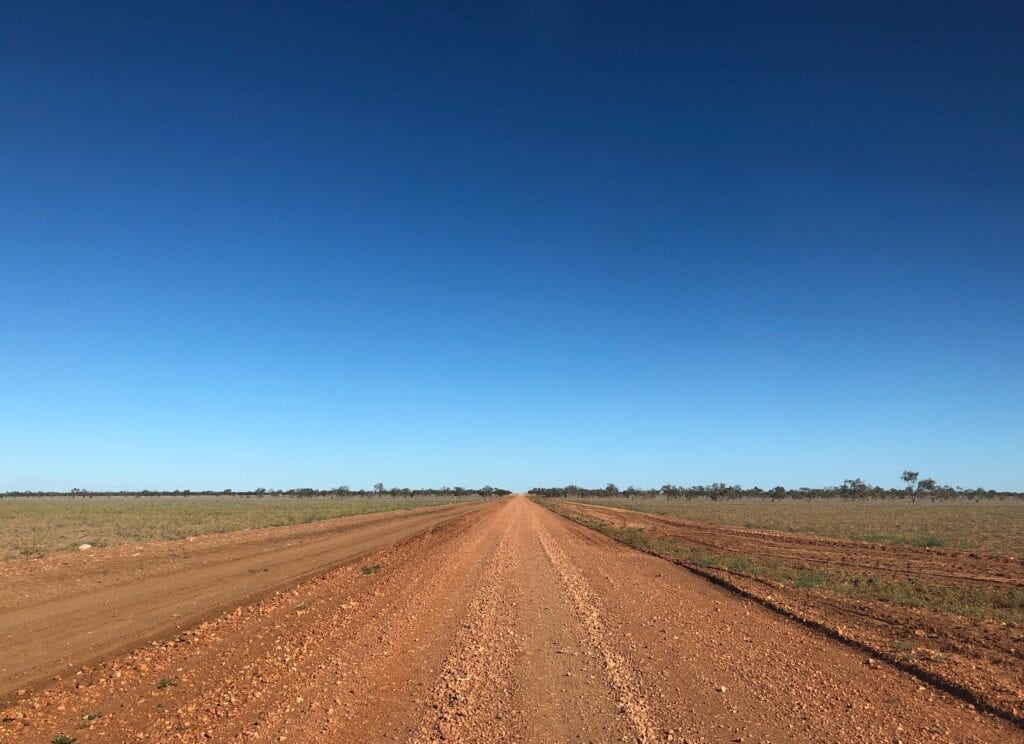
{"left": 555, "top": 500, "right": 1024, "bottom": 587}
{"left": 1, "top": 496, "right": 1019, "bottom": 742}
{"left": 0, "top": 500, "right": 484, "bottom": 702}
{"left": 554, "top": 499, "right": 1024, "bottom": 724}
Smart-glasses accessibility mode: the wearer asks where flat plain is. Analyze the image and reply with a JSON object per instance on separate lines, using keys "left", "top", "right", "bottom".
{"left": 0, "top": 496, "right": 453, "bottom": 560}
{"left": 0, "top": 495, "right": 1020, "bottom": 743}
{"left": 570, "top": 496, "right": 1024, "bottom": 555}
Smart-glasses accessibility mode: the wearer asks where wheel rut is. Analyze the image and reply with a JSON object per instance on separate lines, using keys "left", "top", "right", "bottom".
{"left": 533, "top": 509, "right": 659, "bottom": 743}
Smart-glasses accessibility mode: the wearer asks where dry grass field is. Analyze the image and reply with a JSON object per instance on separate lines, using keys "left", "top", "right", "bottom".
{"left": 0, "top": 496, "right": 454, "bottom": 560}
{"left": 572, "top": 497, "right": 1024, "bottom": 555}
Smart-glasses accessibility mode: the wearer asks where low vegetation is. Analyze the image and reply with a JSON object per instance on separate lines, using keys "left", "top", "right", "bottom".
{"left": 563, "top": 497, "right": 1024, "bottom": 556}
{"left": 530, "top": 473, "right": 1023, "bottom": 503}
{"left": 543, "top": 503, "right": 1024, "bottom": 622}
{"left": 532, "top": 473, "right": 1024, "bottom": 556}
{"left": 0, "top": 491, "right": 500, "bottom": 560}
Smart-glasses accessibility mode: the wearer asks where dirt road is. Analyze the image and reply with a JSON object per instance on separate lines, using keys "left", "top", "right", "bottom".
{"left": 1, "top": 496, "right": 1019, "bottom": 742}
{"left": 0, "top": 500, "right": 484, "bottom": 702}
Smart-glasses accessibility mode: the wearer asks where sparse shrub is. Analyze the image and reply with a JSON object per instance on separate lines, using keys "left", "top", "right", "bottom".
{"left": 52, "top": 736, "right": 76, "bottom": 744}
{"left": 689, "top": 552, "right": 722, "bottom": 569}
{"left": 726, "top": 557, "right": 755, "bottom": 573}
{"left": 156, "top": 677, "right": 177, "bottom": 689}
{"left": 361, "top": 564, "right": 381, "bottom": 575}
{"left": 795, "top": 570, "right": 827, "bottom": 588}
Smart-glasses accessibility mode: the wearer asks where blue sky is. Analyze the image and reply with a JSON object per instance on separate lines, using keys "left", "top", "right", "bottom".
{"left": 2, "top": 1, "right": 1022, "bottom": 491}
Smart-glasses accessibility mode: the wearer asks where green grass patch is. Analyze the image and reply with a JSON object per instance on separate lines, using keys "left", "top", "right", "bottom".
{"left": 794, "top": 569, "right": 827, "bottom": 588}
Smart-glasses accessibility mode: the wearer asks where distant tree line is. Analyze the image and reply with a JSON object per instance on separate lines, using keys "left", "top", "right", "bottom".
{"left": 0, "top": 485, "right": 511, "bottom": 499}
{"left": 529, "top": 474, "right": 1024, "bottom": 502}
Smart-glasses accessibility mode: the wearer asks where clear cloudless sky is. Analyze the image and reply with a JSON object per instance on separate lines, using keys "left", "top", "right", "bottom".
{"left": 2, "top": 1, "right": 1022, "bottom": 492}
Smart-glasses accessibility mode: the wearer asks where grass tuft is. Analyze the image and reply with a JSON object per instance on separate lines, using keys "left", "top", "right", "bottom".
{"left": 795, "top": 570, "right": 827, "bottom": 588}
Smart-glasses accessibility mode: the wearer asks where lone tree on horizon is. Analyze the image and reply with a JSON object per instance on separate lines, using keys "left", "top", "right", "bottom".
{"left": 902, "top": 470, "right": 920, "bottom": 502}
{"left": 901, "top": 470, "right": 919, "bottom": 490}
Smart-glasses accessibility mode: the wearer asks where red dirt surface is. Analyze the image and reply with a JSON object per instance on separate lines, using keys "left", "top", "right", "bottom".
{"left": 0, "top": 500, "right": 484, "bottom": 703}
{"left": 556, "top": 499, "right": 1024, "bottom": 726}
{"left": 1, "top": 496, "right": 1020, "bottom": 742}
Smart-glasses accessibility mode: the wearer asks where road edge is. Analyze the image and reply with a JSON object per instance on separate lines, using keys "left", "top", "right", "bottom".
{"left": 535, "top": 497, "right": 1024, "bottom": 731}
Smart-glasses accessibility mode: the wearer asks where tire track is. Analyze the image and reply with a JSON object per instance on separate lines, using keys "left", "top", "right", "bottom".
{"left": 244, "top": 508, "right": 510, "bottom": 742}
{"left": 411, "top": 512, "right": 522, "bottom": 743}
{"left": 531, "top": 509, "right": 659, "bottom": 743}
{"left": 562, "top": 501, "right": 1024, "bottom": 587}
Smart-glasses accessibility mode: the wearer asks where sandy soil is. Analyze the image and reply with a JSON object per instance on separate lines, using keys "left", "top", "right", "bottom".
{"left": 556, "top": 499, "right": 1024, "bottom": 726}
{"left": 0, "top": 500, "right": 484, "bottom": 702}
{"left": 1, "top": 496, "right": 1019, "bottom": 742}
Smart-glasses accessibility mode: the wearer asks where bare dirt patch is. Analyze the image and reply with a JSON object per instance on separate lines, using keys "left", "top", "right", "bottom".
{"left": 551, "top": 499, "right": 1024, "bottom": 726}
{"left": 0, "top": 500, "right": 485, "bottom": 702}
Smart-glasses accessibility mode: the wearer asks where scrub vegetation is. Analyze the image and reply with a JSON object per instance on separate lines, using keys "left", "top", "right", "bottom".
{"left": 531, "top": 477, "right": 1024, "bottom": 556}
{"left": 566, "top": 497, "right": 1024, "bottom": 556}
{"left": 0, "top": 488, "right": 503, "bottom": 560}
